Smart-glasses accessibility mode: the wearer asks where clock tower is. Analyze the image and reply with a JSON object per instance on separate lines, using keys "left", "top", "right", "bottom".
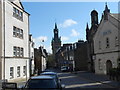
{"left": 51, "top": 23, "right": 61, "bottom": 55}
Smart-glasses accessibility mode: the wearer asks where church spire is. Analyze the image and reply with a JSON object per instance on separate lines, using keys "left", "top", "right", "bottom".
{"left": 104, "top": 3, "right": 110, "bottom": 20}
{"left": 105, "top": 2, "right": 110, "bottom": 13}
{"left": 55, "top": 22, "right": 57, "bottom": 29}
{"left": 86, "top": 23, "right": 89, "bottom": 30}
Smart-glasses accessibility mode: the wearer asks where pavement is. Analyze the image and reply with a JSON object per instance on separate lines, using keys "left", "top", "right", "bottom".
{"left": 72, "top": 71, "right": 120, "bottom": 88}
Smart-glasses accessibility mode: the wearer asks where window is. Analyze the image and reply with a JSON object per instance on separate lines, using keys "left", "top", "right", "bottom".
{"left": 17, "top": 47, "right": 20, "bottom": 57}
{"left": 19, "top": 12, "right": 23, "bottom": 18}
{"left": 13, "top": 7, "right": 23, "bottom": 21}
{"left": 99, "top": 41, "right": 101, "bottom": 49}
{"left": 16, "top": 28, "right": 20, "bottom": 37}
{"left": 13, "top": 26, "right": 23, "bottom": 39}
{"left": 20, "top": 48, "right": 24, "bottom": 57}
{"left": 98, "top": 59, "right": 102, "bottom": 70}
{"left": 17, "top": 66, "right": 20, "bottom": 77}
{"left": 13, "top": 7, "right": 16, "bottom": 14}
{"left": 20, "top": 29, "right": 23, "bottom": 39}
{"left": 10, "top": 67, "right": 14, "bottom": 79}
{"left": 23, "top": 66, "right": 26, "bottom": 76}
{"left": 115, "top": 37, "right": 119, "bottom": 46}
{"left": 106, "top": 37, "right": 110, "bottom": 48}
{"left": 13, "top": 46, "right": 24, "bottom": 57}
{"left": 13, "top": 26, "right": 16, "bottom": 37}
{"left": 13, "top": 46, "right": 17, "bottom": 57}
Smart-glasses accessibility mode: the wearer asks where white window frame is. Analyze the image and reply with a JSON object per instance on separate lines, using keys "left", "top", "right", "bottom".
{"left": 17, "top": 66, "right": 20, "bottom": 77}
{"left": 13, "top": 46, "right": 17, "bottom": 57}
{"left": 10, "top": 67, "right": 14, "bottom": 79}
{"left": 23, "top": 66, "right": 26, "bottom": 76}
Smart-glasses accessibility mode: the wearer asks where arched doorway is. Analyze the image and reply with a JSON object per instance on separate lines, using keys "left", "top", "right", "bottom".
{"left": 106, "top": 60, "right": 112, "bottom": 75}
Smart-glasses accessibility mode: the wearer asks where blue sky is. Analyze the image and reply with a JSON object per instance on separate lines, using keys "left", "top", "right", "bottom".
{"left": 22, "top": 2, "right": 118, "bottom": 53}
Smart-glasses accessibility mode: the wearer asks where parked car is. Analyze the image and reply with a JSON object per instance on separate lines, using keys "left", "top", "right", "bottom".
{"left": 22, "top": 75, "right": 65, "bottom": 89}
{"left": 40, "top": 72, "right": 61, "bottom": 87}
{"left": 61, "top": 66, "right": 69, "bottom": 72}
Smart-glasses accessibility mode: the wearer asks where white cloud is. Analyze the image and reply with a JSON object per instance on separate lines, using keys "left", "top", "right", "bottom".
{"left": 60, "top": 19, "right": 77, "bottom": 28}
{"left": 45, "top": 45, "right": 52, "bottom": 54}
{"left": 61, "top": 36, "right": 69, "bottom": 41}
{"left": 70, "top": 29, "right": 80, "bottom": 37}
{"left": 33, "top": 36, "right": 48, "bottom": 48}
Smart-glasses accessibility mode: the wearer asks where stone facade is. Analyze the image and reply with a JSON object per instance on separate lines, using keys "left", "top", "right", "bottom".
{"left": 56, "top": 40, "right": 88, "bottom": 71}
{"left": 0, "top": 0, "right": 30, "bottom": 81}
{"left": 93, "top": 4, "right": 120, "bottom": 74}
{"left": 34, "top": 46, "right": 47, "bottom": 74}
{"left": 29, "top": 34, "right": 34, "bottom": 76}
{"left": 86, "top": 9, "right": 99, "bottom": 72}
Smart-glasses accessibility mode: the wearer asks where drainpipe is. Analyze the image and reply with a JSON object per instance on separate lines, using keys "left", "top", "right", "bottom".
{"left": 3, "top": 0, "right": 6, "bottom": 82}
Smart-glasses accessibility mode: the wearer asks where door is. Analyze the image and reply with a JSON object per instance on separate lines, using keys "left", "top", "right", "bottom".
{"left": 106, "top": 60, "right": 112, "bottom": 75}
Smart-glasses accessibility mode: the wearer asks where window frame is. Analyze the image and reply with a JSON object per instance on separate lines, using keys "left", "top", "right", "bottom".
{"left": 106, "top": 37, "right": 110, "bottom": 48}
{"left": 17, "top": 66, "right": 20, "bottom": 77}
{"left": 10, "top": 67, "right": 14, "bottom": 79}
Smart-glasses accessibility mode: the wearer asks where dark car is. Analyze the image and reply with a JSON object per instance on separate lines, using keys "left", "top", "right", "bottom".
{"left": 23, "top": 75, "right": 65, "bottom": 89}
{"left": 40, "top": 72, "right": 61, "bottom": 87}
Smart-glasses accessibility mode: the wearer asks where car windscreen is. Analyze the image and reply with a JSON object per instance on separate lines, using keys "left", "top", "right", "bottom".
{"left": 25, "top": 79, "right": 57, "bottom": 89}
{"left": 41, "top": 74, "right": 58, "bottom": 81}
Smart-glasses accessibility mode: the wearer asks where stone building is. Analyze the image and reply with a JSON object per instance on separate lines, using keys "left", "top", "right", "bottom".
{"left": 93, "top": 4, "right": 120, "bottom": 74}
{"left": 51, "top": 23, "right": 61, "bottom": 66}
{"left": 51, "top": 23, "right": 61, "bottom": 55}
{"left": 56, "top": 40, "right": 88, "bottom": 71}
{"left": 0, "top": 0, "right": 30, "bottom": 81}
{"left": 86, "top": 9, "right": 99, "bottom": 72}
{"left": 74, "top": 40, "right": 88, "bottom": 71}
{"left": 34, "top": 46, "right": 47, "bottom": 74}
{"left": 29, "top": 34, "right": 34, "bottom": 76}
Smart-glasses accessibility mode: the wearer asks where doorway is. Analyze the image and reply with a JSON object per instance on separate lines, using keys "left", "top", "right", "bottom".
{"left": 106, "top": 60, "right": 112, "bottom": 75}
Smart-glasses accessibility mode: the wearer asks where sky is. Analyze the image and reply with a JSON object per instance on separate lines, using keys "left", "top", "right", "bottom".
{"left": 22, "top": 1, "right": 118, "bottom": 53}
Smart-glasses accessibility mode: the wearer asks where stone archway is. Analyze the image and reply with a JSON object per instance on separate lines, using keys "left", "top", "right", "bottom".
{"left": 106, "top": 60, "right": 112, "bottom": 75}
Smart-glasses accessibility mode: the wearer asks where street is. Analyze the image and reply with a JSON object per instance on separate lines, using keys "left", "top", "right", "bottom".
{"left": 58, "top": 72, "right": 114, "bottom": 88}
{"left": 17, "top": 69, "right": 118, "bottom": 89}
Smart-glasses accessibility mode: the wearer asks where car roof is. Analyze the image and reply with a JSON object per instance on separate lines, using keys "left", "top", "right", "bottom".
{"left": 30, "top": 75, "right": 54, "bottom": 79}
{"left": 41, "top": 72, "right": 57, "bottom": 75}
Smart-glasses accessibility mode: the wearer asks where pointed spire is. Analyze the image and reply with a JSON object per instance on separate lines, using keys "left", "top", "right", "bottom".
{"left": 55, "top": 22, "right": 57, "bottom": 29}
{"left": 86, "top": 23, "right": 89, "bottom": 30}
{"left": 104, "top": 2, "right": 110, "bottom": 13}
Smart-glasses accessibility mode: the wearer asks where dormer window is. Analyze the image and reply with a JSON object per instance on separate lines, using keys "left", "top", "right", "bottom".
{"left": 13, "top": 7, "right": 23, "bottom": 21}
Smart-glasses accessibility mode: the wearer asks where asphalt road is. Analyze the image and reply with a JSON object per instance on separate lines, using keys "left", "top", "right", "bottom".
{"left": 17, "top": 68, "right": 115, "bottom": 89}
{"left": 58, "top": 72, "right": 114, "bottom": 88}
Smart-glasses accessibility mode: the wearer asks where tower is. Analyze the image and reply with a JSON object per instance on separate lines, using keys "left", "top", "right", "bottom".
{"left": 103, "top": 3, "right": 110, "bottom": 20}
{"left": 86, "top": 23, "right": 89, "bottom": 41}
{"left": 51, "top": 23, "right": 61, "bottom": 55}
{"left": 91, "top": 10, "right": 98, "bottom": 27}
